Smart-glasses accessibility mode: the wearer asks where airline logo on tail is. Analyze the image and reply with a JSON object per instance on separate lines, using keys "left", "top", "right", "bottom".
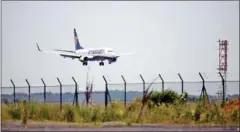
{"left": 74, "top": 28, "right": 84, "bottom": 50}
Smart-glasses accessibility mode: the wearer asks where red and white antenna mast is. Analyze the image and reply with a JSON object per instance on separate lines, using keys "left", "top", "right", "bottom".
{"left": 217, "top": 39, "right": 229, "bottom": 99}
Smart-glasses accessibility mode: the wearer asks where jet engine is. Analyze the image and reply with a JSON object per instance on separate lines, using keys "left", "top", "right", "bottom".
{"left": 112, "top": 57, "right": 117, "bottom": 62}
{"left": 80, "top": 56, "right": 93, "bottom": 61}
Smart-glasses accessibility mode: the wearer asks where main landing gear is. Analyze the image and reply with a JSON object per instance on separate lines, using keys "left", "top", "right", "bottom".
{"left": 83, "top": 62, "right": 88, "bottom": 66}
{"left": 99, "top": 61, "right": 104, "bottom": 66}
{"left": 82, "top": 61, "right": 105, "bottom": 66}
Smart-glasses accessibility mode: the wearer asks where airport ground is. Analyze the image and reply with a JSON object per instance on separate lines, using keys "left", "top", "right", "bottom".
{"left": 1, "top": 120, "right": 239, "bottom": 132}
{"left": 2, "top": 90, "right": 240, "bottom": 131}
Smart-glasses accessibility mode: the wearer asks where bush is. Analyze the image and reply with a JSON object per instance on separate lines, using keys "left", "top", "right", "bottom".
{"left": 149, "top": 92, "right": 161, "bottom": 106}
{"left": 149, "top": 89, "right": 183, "bottom": 107}
{"left": 160, "top": 89, "right": 179, "bottom": 103}
{"left": 8, "top": 105, "right": 21, "bottom": 120}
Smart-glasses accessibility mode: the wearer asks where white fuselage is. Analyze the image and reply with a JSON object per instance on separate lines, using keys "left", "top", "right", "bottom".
{"left": 75, "top": 48, "right": 117, "bottom": 63}
{"left": 76, "top": 48, "right": 115, "bottom": 57}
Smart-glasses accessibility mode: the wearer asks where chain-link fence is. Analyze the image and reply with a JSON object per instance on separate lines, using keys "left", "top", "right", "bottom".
{"left": 2, "top": 73, "right": 239, "bottom": 109}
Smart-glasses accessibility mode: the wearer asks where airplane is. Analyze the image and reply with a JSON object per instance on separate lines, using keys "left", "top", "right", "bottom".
{"left": 36, "top": 28, "right": 134, "bottom": 66}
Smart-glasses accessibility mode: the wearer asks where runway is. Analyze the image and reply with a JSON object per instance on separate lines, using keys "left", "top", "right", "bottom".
{"left": 2, "top": 121, "right": 239, "bottom": 131}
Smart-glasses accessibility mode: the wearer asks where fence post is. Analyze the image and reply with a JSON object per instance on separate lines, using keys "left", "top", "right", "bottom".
{"left": 199, "top": 72, "right": 205, "bottom": 100}
{"left": 10, "top": 79, "right": 16, "bottom": 103}
{"left": 103, "top": 76, "right": 108, "bottom": 108}
{"left": 72, "top": 77, "right": 78, "bottom": 107}
{"left": 121, "top": 75, "right": 127, "bottom": 108}
{"left": 140, "top": 74, "right": 145, "bottom": 97}
{"left": 178, "top": 73, "right": 184, "bottom": 94}
{"left": 57, "top": 78, "right": 62, "bottom": 110}
{"left": 158, "top": 74, "right": 164, "bottom": 92}
{"left": 26, "top": 79, "right": 31, "bottom": 103}
{"left": 219, "top": 72, "right": 225, "bottom": 105}
{"left": 41, "top": 78, "right": 46, "bottom": 102}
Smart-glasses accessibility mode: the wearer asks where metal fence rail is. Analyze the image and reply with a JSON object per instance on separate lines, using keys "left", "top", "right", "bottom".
{"left": 1, "top": 72, "right": 239, "bottom": 109}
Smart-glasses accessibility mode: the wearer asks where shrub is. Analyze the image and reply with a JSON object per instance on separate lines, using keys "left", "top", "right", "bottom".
{"left": 149, "top": 89, "right": 183, "bottom": 107}
{"left": 159, "top": 89, "right": 179, "bottom": 104}
{"left": 149, "top": 92, "right": 161, "bottom": 106}
{"left": 8, "top": 105, "right": 21, "bottom": 120}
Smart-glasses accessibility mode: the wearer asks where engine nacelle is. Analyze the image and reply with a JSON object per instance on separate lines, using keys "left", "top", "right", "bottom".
{"left": 79, "top": 56, "right": 86, "bottom": 61}
{"left": 83, "top": 57, "right": 88, "bottom": 61}
{"left": 80, "top": 56, "right": 94, "bottom": 61}
{"left": 112, "top": 57, "right": 117, "bottom": 62}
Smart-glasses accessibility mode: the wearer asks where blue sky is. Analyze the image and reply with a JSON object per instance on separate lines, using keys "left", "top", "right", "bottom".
{"left": 1, "top": 1, "right": 239, "bottom": 95}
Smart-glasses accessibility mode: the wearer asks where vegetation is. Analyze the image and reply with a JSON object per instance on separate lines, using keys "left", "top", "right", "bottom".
{"left": 1, "top": 89, "right": 239, "bottom": 126}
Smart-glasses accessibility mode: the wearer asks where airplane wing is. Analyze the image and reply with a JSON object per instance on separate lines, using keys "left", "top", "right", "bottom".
{"left": 36, "top": 43, "right": 81, "bottom": 59}
{"left": 116, "top": 52, "right": 135, "bottom": 58}
{"left": 54, "top": 49, "right": 75, "bottom": 53}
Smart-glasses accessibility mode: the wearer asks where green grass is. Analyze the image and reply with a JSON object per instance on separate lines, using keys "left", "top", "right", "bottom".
{"left": 1, "top": 98, "right": 239, "bottom": 126}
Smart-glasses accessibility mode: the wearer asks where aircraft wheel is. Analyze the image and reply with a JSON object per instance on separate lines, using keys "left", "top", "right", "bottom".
{"left": 99, "top": 62, "right": 104, "bottom": 66}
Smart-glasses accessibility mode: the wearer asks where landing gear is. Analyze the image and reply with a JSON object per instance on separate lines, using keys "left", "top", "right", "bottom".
{"left": 99, "top": 61, "right": 104, "bottom": 66}
{"left": 83, "top": 62, "right": 88, "bottom": 66}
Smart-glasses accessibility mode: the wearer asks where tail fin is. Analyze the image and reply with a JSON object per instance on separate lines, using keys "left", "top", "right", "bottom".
{"left": 74, "top": 28, "right": 84, "bottom": 50}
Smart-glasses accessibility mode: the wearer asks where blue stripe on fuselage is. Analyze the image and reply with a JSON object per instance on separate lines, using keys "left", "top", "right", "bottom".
{"left": 87, "top": 56, "right": 114, "bottom": 61}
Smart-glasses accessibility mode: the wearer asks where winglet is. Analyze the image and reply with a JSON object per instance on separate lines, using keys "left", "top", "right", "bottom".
{"left": 36, "top": 43, "right": 42, "bottom": 52}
